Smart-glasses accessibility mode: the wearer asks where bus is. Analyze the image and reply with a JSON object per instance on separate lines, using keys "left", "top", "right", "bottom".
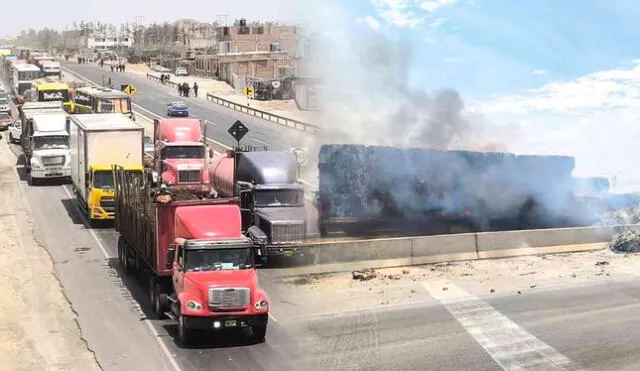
{"left": 71, "top": 86, "right": 134, "bottom": 120}
{"left": 13, "top": 63, "right": 42, "bottom": 95}
{"left": 29, "top": 77, "right": 72, "bottom": 111}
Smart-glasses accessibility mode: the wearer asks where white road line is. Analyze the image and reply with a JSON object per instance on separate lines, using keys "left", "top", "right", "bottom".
{"left": 269, "top": 313, "right": 279, "bottom": 323}
{"left": 423, "top": 281, "right": 582, "bottom": 371}
{"left": 253, "top": 138, "right": 268, "bottom": 146}
{"left": 61, "top": 183, "right": 183, "bottom": 371}
{"left": 61, "top": 185, "right": 113, "bottom": 259}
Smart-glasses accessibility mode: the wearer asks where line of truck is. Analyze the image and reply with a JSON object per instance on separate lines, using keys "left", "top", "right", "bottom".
{"left": 5, "top": 56, "right": 317, "bottom": 345}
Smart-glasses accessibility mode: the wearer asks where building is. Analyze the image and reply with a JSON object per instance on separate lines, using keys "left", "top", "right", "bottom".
{"left": 193, "top": 19, "right": 299, "bottom": 87}
{"left": 87, "top": 32, "right": 133, "bottom": 50}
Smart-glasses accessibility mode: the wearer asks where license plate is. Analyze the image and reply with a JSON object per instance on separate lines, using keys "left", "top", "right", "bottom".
{"left": 224, "top": 320, "right": 237, "bottom": 328}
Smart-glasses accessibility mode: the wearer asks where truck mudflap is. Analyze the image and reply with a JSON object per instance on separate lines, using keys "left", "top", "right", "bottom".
{"left": 183, "top": 313, "right": 268, "bottom": 330}
{"left": 267, "top": 245, "right": 305, "bottom": 257}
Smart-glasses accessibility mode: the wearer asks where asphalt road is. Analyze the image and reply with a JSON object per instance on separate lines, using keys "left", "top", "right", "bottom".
{"left": 10, "top": 136, "right": 640, "bottom": 370}
{"left": 60, "top": 61, "right": 321, "bottom": 187}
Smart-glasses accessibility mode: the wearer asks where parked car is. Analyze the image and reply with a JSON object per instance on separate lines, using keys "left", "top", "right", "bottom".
{"left": 174, "top": 67, "right": 188, "bottom": 76}
{"left": 0, "top": 111, "right": 11, "bottom": 131}
{"left": 0, "top": 94, "right": 10, "bottom": 114}
{"left": 8, "top": 120, "right": 21, "bottom": 142}
{"left": 167, "top": 101, "right": 189, "bottom": 117}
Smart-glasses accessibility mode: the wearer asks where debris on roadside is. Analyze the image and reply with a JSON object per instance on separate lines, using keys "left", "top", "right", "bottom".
{"left": 595, "top": 260, "right": 609, "bottom": 266}
{"left": 352, "top": 268, "right": 377, "bottom": 281}
{"left": 610, "top": 231, "right": 640, "bottom": 253}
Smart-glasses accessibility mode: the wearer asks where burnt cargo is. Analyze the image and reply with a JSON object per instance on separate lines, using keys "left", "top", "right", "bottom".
{"left": 318, "top": 144, "right": 581, "bottom": 236}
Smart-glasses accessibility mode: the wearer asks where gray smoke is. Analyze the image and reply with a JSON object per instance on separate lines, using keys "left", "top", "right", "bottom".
{"left": 299, "top": 3, "right": 475, "bottom": 149}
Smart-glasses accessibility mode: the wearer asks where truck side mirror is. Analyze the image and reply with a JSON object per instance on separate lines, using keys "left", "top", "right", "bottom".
{"left": 166, "top": 247, "right": 176, "bottom": 268}
{"left": 247, "top": 226, "right": 268, "bottom": 262}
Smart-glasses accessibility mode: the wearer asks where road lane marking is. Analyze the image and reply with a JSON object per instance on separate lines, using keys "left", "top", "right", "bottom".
{"left": 61, "top": 182, "right": 183, "bottom": 371}
{"left": 61, "top": 185, "right": 113, "bottom": 259}
{"left": 423, "top": 281, "right": 582, "bottom": 371}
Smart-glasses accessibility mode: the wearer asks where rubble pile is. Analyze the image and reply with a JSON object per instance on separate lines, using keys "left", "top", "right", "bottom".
{"left": 609, "top": 231, "right": 640, "bottom": 253}
{"left": 600, "top": 205, "right": 640, "bottom": 225}
{"left": 318, "top": 144, "right": 579, "bottom": 233}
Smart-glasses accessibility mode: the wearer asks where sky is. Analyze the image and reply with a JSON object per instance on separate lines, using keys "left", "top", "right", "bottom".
{"left": 4, "top": 0, "right": 640, "bottom": 190}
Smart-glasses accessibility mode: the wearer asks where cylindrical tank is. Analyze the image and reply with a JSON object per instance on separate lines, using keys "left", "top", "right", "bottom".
{"left": 208, "top": 153, "right": 235, "bottom": 197}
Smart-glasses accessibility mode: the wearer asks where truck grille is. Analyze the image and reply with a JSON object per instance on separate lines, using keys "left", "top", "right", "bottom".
{"left": 100, "top": 197, "right": 115, "bottom": 213}
{"left": 41, "top": 156, "right": 65, "bottom": 166}
{"left": 177, "top": 170, "right": 200, "bottom": 184}
{"left": 208, "top": 287, "right": 250, "bottom": 309}
{"left": 272, "top": 222, "right": 306, "bottom": 243}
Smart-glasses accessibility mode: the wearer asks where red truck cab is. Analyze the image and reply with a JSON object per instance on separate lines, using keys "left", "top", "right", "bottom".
{"left": 155, "top": 203, "right": 270, "bottom": 345}
{"left": 153, "top": 118, "right": 211, "bottom": 196}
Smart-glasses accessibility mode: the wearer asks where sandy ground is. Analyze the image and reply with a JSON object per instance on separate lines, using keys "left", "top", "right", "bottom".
{"left": 0, "top": 134, "right": 100, "bottom": 370}
{"left": 275, "top": 247, "right": 640, "bottom": 318}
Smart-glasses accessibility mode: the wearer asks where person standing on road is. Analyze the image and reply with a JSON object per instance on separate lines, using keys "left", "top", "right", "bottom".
{"left": 193, "top": 82, "right": 198, "bottom": 97}
{"left": 185, "top": 83, "right": 190, "bottom": 98}
{"left": 178, "top": 83, "right": 183, "bottom": 96}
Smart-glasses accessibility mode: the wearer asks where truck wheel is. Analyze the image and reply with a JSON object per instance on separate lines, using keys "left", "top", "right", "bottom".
{"left": 122, "top": 243, "right": 133, "bottom": 275}
{"left": 149, "top": 278, "right": 167, "bottom": 319}
{"left": 177, "top": 310, "right": 192, "bottom": 347}
{"left": 252, "top": 324, "right": 267, "bottom": 342}
{"left": 117, "top": 237, "right": 125, "bottom": 267}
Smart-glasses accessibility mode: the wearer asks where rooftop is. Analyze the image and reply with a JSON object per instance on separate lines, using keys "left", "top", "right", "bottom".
{"left": 72, "top": 113, "right": 142, "bottom": 131}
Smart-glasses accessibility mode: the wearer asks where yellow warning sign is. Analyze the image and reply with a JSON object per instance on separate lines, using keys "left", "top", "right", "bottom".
{"left": 122, "top": 84, "right": 137, "bottom": 96}
{"left": 242, "top": 85, "right": 254, "bottom": 97}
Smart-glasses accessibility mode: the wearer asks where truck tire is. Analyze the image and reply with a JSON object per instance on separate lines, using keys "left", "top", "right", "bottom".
{"left": 149, "top": 278, "right": 167, "bottom": 319}
{"left": 122, "top": 242, "right": 133, "bottom": 275}
{"left": 117, "top": 237, "right": 125, "bottom": 267}
{"left": 177, "top": 309, "right": 192, "bottom": 347}
{"left": 252, "top": 324, "right": 267, "bottom": 342}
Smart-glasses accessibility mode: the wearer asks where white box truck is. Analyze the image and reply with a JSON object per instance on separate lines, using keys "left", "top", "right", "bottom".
{"left": 21, "top": 112, "right": 71, "bottom": 185}
{"left": 69, "top": 113, "right": 144, "bottom": 224}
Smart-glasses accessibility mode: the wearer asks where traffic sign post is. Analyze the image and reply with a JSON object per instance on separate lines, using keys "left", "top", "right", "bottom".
{"left": 121, "top": 84, "right": 137, "bottom": 96}
{"left": 241, "top": 85, "right": 254, "bottom": 97}
{"left": 228, "top": 120, "right": 249, "bottom": 148}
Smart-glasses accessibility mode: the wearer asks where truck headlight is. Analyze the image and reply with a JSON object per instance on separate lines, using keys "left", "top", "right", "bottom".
{"left": 186, "top": 300, "right": 203, "bottom": 311}
{"left": 30, "top": 158, "right": 41, "bottom": 169}
{"left": 255, "top": 300, "right": 268, "bottom": 310}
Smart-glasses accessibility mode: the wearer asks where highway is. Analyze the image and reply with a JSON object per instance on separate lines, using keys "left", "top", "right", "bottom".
{"left": 60, "top": 61, "right": 321, "bottom": 189}
{"left": 10, "top": 137, "right": 640, "bottom": 370}
{"left": 9, "top": 65, "right": 640, "bottom": 371}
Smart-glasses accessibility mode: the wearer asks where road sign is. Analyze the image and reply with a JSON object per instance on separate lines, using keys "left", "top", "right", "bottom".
{"left": 122, "top": 84, "right": 137, "bottom": 96}
{"left": 290, "top": 147, "right": 308, "bottom": 165}
{"left": 242, "top": 85, "right": 254, "bottom": 96}
{"left": 228, "top": 120, "right": 249, "bottom": 144}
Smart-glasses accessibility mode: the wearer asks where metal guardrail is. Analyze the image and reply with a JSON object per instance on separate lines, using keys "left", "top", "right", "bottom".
{"left": 146, "top": 73, "right": 321, "bottom": 135}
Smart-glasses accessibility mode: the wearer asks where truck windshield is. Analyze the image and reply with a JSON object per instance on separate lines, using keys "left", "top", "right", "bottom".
{"left": 255, "top": 188, "right": 305, "bottom": 207}
{"left": 94, "top": 169, "right": 142, "bottom": 189}
{"left": 96, "top": 98, "right": 131, "bottom": 113}
{"left": 33, "top": 136, "right": 69, "bottom": 150}
{"left": 0, "top": 98, "right": 8, "bottom": 105}
{"left": 185, "top": 248, "right": 252, "bottom": 272}
{"left": 164, "top": 145, "right": 204, "bottom": 159}
{"left": 0, "top": 112, "right": 9, "bottom": 120}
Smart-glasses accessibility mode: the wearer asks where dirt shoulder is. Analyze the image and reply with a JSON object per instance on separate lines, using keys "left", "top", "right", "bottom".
{"left": 0, "top": 134, "right": 100, "bottom": 370}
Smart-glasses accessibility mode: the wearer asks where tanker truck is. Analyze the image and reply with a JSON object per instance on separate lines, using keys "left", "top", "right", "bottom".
{"left": 152, "top": 118, "right": 211, "bottom": 197}
{"left": 113, "top": 166, "right": 270, "bottom": 345}
{"left": 209, "top": 147, "right": 307, "bottom": 256}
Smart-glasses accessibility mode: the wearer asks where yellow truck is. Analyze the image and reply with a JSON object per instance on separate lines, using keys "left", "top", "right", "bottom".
{"left": 69, "top": 113, "right": 144, "bottom": 225}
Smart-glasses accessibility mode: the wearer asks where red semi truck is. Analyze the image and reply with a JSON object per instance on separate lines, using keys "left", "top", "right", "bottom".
{"left": 152, "top": 118, "right": 211, "bottom": 197}
{"left": 113, "top": 166, "right": 270, "bottom": 345}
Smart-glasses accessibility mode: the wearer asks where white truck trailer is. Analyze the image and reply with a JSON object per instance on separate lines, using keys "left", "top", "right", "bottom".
{"left": 69, "top": 113, "right": 144, "bottom": 224}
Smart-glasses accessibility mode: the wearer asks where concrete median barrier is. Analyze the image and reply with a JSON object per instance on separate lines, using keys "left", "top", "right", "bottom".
{"left": 271, "top": 224, "right": 640, "bottom": 275}
{"left": 476, "top": 224, "right": 640, "bottom": 259}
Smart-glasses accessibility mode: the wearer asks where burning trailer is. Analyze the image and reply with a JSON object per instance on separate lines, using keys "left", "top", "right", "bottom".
{"left": 317, "top": 144, "right": 589, "bottom": 237}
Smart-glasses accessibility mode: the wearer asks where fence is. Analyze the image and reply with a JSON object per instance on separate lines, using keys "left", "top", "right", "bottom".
{"left": 146, "top": 72, "right": 321, "bottom": 135}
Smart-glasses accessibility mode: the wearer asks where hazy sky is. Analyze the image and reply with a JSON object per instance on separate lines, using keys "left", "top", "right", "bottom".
{"left": 1, "top": 0, "right": 302, "bottom": 37}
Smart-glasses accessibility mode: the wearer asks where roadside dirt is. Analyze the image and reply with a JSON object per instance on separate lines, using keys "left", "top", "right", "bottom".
{"left": 277, "top": 247, "right": 640, "bottom": 317}
{"left": 0, "top": 134, "right": 100, "bottom": 370}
